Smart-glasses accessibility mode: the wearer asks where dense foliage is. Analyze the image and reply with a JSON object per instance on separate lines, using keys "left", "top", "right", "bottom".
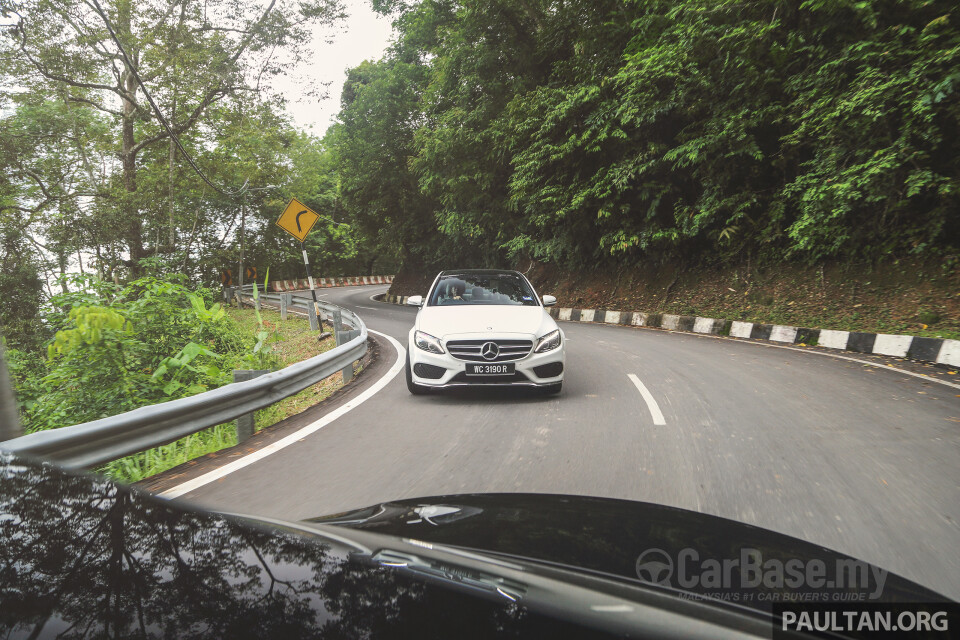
{"left": 329, "top": 0, "right": 959, "bottom": 269}
{"left": 3, "top": 274, "right": 281, "bottom": 482}
{"left": 6, "top": 276, "right": 274, "bottom": 433}
{"left": 4, "top": 0, "right": 956, "bottom": 346}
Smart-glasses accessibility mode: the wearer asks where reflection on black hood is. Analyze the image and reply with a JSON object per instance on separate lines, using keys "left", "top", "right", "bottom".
{"left": 0, "top": 454, "right": 612, "bottom": 639}
{"left": 308, "top": 493, "right": 949, "bottom": 611}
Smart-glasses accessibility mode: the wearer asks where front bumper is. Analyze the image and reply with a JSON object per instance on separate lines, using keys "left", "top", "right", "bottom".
{"left": 408, "top": 332, "right": 565, "bottom": 388}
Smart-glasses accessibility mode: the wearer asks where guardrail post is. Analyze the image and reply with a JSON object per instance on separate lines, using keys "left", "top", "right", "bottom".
{"left": 232, "top": 369, "right": 271, "bottom": 443}
{"left": 280, "top": 293, "right": 292, "bottom": 320}
{"left": 307, "top": 306, "right": 320, "bottom": 330}
{"left": 333, "top": 309, "right": 343, "bottom": 344}
{"left": 332, "top": 311, "right": 357, "bottom": 384}
{"left": 223, "top": 286, "right": 235, "bottom": 304}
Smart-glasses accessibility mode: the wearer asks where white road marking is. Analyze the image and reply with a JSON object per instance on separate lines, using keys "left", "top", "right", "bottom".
{"left": 158, "top": 329, "right": 406, "bottom": 499}
{"left": 627, "top": 374, "right": 666, "bottom": 425}
{"left": 356, "top": 306, "right": 379, "bottom": 310}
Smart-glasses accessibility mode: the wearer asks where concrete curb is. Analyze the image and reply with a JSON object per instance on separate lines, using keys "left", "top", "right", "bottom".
{"left": 269, "top": 275, "right": 393, "bottom": 292}
{"left": 379, "top": 292, "right": 412, "bottom": 306}
{"left": 372, "top": 294, "right": 959, "bottom": 369}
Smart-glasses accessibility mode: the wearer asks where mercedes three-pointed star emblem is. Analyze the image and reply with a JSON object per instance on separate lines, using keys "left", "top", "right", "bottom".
{"left": 480, "top": 342, "right": 500, "bottom": 360}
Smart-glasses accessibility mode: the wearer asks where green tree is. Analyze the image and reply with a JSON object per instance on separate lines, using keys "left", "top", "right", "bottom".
{"left": 327, "top": 56, "right": 441, "bottom": 270}
{"left": 1, "top": 0, "right": 345, "bottom": 277}
{"left": 355, "top": 0, "right": 960, "bottom": 270}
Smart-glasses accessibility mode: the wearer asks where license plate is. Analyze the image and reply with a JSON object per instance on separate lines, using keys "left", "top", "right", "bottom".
{"left": 466, "top": 363, "right": 515, "bottom": 376}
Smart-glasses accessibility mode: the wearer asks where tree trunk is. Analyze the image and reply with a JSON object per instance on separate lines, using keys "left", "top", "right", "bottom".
{"left": 118, "top": 1, "right": 145, "bottom": 279}
{"left": 57, "top": 251, "right": 69, "bottom": 295}
{"left": 168, "top": 133, "right": 176, "bottom": 249}
{"left": 0, "top": 341, "right": 23, "bottom": 442}
{"left": 168, "top": 57, "right": 177, "bottom": 249}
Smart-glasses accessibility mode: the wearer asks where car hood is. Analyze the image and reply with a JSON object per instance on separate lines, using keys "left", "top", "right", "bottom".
{"left": 307, "top": 493, "right": 949, "bottom": 611}
{"left": 417, "top": 305, "right": 552, "bottom": 338}
{"left": 0, "top": 454, "right": 638, "bottom": 639}
{"left": 1, "top": 453, "right": 952, "bottom": 638}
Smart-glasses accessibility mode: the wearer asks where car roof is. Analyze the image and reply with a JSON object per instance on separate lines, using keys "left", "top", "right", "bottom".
{"left": 438, "top": 269, "right": 523, "bottom": 277}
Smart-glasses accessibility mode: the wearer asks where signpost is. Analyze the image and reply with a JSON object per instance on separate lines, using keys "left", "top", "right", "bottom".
{"left": 276, "top": 198, "right": 326, "bottom": 335}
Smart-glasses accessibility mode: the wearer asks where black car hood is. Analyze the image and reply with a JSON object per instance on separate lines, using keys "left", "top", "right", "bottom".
{"left": 1, "top": 452, "right": 952, "bottom": 639}
{"left": 306, "top": 493, "right": 949, "bottom": 609}
{"left": 0, "top": 455, "right": 633, "bottom": 639}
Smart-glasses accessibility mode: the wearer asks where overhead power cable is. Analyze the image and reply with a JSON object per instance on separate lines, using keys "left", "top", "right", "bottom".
{"left": 88, "top": 0, "right": 247, "bottom": 199}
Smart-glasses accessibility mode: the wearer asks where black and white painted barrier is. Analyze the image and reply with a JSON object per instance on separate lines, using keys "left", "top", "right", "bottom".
{"left": 376, "top": 294, "right": 959, "bottom": 369}
{"left": 269, "top": 275, "right": 393, "bottom": 292}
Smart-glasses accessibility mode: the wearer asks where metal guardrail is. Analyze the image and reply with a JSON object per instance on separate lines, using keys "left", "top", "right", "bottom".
{"left": 233, "top": 286, "right": 361, "bottom": 338}
{"left": 0, "top": 294, "right": 367, "bottom": 469}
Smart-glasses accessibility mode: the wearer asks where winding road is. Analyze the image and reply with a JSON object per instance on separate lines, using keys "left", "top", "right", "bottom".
{"left": 172, "top": 284, "right": 960, "bottom": 600}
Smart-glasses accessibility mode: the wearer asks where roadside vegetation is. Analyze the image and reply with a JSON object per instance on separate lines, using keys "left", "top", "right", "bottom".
{"left": 227, "top": 306, "right": 346, "bottom": 432}
{"left": 5, "top": 275, "right": 339, "bottom": 483}
{"left": 0, "top": 0, "right": 372, "bottom": 481}
{"left": 4, "top": 1, "right": 956, "bottom": 327}
{"left": 339, "top": 0, "right": 958, "bottom": 335}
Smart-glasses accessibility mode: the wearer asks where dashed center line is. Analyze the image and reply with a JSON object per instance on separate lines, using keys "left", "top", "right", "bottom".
{"left": 627, "top": 373, "right": 666, "bottom": 425}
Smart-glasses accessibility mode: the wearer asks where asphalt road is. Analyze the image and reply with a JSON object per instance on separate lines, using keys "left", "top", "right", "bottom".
{"left": 177, "top": 284, "right": 960, "bottom": 600}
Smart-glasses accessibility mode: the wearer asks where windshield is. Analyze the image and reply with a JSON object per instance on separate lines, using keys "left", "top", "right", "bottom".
{"left": 427, "top": 274, "right": 539, "bottom": 307}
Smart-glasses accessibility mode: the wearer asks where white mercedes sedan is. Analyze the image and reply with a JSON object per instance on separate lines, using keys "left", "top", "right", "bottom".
{"left": 405, "top": 270, "right": 565, "bottom": 395}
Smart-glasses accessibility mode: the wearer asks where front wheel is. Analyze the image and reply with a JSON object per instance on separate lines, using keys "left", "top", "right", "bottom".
{"left": 405, "top": 353, "right": 429, "bottom": 395}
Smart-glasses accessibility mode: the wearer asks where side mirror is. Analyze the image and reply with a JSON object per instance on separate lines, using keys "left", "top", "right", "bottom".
{"left": 542, "top": 295, "right": 557, "bottom": 307}
{"left": 406, "top": 295, "right": 424, "bottom": 307}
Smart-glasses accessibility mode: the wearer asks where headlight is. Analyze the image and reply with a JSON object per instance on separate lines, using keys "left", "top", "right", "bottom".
{"left": 534, "top": 329, "right": 561, "bottom": 353}
{"left": 414, "top": 330, "right": 445, "bottom": 354}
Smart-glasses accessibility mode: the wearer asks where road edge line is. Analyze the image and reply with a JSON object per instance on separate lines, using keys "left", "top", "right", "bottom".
{"left": 158, "top": 329, "right": 406, "bottom": 499}
{"left": 666, "top": 330, "right": 960, "bottom": 391}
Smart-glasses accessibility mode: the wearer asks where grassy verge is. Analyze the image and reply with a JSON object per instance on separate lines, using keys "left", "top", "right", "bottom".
{"left": 228, "top": 306, "right": 346, "bottom": 430}
{"left": 101, "top": 306, "right": 344, "bottom": 484}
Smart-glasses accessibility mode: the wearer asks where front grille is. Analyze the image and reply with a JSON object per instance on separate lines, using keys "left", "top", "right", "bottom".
{"left": 450, "top": 372, "right": 530, "bottom": 384}
{"left": 446, "top": 339, "right": 533, "bottom": 362}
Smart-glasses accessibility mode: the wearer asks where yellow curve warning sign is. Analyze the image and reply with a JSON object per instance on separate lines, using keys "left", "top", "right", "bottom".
{"left": 276, "top": 198, "right": 320, "bottom": 242}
